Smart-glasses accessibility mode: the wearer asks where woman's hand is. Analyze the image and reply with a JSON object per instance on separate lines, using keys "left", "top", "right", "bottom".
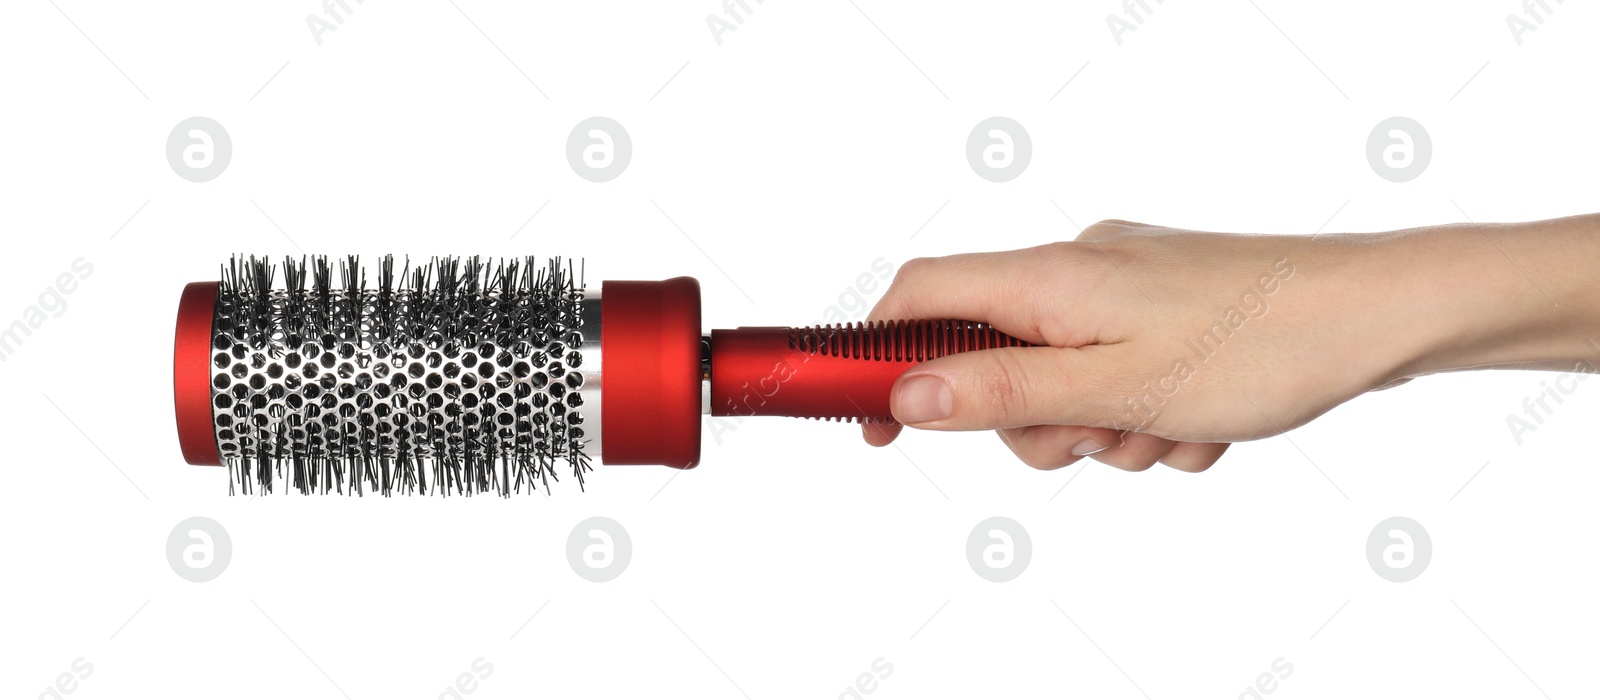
{"left": 862, "top": 216, "right": 1600, "bottom": 473}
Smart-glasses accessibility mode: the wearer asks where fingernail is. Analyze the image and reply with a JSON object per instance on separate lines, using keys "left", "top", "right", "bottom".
{"left": 1070, "top": 439, "right": 1108, "bottom": 457}
{"left": 894, "top": 374, "right": 952, "bottom": 424}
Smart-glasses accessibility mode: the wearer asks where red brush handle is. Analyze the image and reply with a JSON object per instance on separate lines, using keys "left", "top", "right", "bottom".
{"left": 708, "top": 321, "right": 1030, "bottom": 422}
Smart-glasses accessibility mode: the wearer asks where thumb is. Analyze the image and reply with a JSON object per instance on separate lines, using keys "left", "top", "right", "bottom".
{"left": 889, "top": 345, "right": 1127, "bottom": 432}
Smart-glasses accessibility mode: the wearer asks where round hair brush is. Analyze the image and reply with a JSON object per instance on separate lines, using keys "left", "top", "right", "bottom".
{"left": 173, "top": 256, "right": 1026, "bottom": 495}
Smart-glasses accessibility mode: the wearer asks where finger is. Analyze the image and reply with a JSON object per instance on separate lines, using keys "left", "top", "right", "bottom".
{"left": 1087, "top": 431, "right": 1178, "bottom": 472}
{"left": 997, "top": 424, "right": 1124, "bottom": 470}
{"left": 890, "top": 345, "right": 1125, "bottom": 432}
{"left": 861, "top": 420, "right": 903, "bottom": 447}
{"left": 867, "top": 247, "right": 1075, "bottom": 343}
{"left": 1158, "top": 441, "right": 1230, "bottom": 472}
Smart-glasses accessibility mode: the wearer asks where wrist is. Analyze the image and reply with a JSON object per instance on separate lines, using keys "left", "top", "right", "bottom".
{"left": 1370, "top": 216, "right": 1600, "bottom": 378}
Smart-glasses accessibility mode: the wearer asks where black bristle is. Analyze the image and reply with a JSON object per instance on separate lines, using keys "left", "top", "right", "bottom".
{"left": 212, "top": 255, "right": 592, "bottom": 496}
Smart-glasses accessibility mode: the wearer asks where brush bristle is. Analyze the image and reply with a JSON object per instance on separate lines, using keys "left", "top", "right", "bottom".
{"left": 210, "top": 255, "right": 590, "bottom": 497}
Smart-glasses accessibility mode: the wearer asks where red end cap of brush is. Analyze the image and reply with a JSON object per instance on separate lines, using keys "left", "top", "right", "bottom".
{"left": 601, "top": 277, "right": 703, "bottom": 468}
{"left": 174, "top": 282, "right": 222, "bottom": 467}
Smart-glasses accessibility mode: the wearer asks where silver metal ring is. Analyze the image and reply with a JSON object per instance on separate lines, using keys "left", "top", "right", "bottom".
{"left": 578, "top": 292, "right": 603, "bottom": 456}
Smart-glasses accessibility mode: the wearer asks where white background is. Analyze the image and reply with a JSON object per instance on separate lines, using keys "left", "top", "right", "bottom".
{"left": 3, "top": 1, "right": 1598, "bottom": 698}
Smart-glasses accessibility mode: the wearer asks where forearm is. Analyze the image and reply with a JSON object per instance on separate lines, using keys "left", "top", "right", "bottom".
{"left": 1371, "top": 214, "right": 1600, "bottom": 378}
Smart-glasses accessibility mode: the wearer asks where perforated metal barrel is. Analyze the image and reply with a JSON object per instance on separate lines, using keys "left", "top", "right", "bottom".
{"left": 174, "top": 258, "right": 610, "bottom": 495}
{"left": 175, "top": 260, "right": 709, "bottom": 494}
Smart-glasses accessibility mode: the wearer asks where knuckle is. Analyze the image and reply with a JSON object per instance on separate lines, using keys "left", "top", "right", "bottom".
{"left": 1092, "top": 218, "right": 1150, "bottom": 231}
{"left": 1080, "top": 219, "right": 1133, "bottom": 240}
{"left": 971, "top": 350, "right": 1032, "bottom": 426}
{"left": 1104, "top": 455, "right": 1156, "bottom": 472}
{"left": 1003, "top": 429, "right": 1068, "bottom": 471}
{"left": 1022, "top": 454, "right": 1072, "bottom": 471}
{"left": 894, "top": 256, "right": 934, "bottom": 283}
{"left": 874, "top": 258, "right": 934, "bottom": 319}
{"left": 1015, "top": 446, "right": 1073, "bottom": 471}
{"left": 1004, "top": 440, "right": 1048, "bottom": 470}
{"left": 1162, "top": 452, "right": 1219, "bottom": 473}
{"left": 872, "top": 257, "right": 935, "bottom": 319}
{"left": 1081, "top": 220, "right": 1120, "bottom": 238}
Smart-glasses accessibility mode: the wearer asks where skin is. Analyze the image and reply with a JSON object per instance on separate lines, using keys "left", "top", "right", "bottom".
{"left": 861, "top": 214, "right": 1600, "bottom": 472}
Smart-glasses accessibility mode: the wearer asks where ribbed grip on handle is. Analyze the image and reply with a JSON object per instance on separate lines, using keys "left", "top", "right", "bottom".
{"left": 709, "top": 321, "right": 1030, "bottom": 422}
